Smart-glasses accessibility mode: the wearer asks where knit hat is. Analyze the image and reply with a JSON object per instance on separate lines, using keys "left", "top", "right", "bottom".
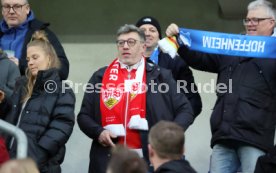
{"left": 136, "top": 16, "right": 162, "bottom": 39}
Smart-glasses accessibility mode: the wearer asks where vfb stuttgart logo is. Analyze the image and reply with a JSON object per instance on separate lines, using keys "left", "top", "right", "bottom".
{"left": 102, "top": 88, "right": 123, "bottom": 109}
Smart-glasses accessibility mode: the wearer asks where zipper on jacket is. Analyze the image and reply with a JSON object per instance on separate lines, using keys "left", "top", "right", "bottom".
{"left": 9, "top": 28, "right": 16, "bottom": 50}
{"left": 9, "top": 99, "right": 29, "bottom": 149}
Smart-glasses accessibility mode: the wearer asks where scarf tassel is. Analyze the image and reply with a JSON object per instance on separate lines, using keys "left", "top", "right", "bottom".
{"left": 128, "top": 115, "right": 148, "bottom": 130}
{"left": 104, "top": 124, "right": 126, "bottom": 136}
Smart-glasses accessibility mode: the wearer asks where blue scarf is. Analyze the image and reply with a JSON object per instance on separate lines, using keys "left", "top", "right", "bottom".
{"left": 177, "top": 28, "right": 276, "bottom": 59}
{"left": 149, "top": 47, "right": 159, "bottom": 64}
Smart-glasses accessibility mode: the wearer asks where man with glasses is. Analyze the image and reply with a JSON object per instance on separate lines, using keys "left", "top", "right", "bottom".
{"left": 0, "top": 0, "right": 69, "bottom": 80}
{"left": 165, "top": 0, "right": 276, "bottom": 173}
{"left": 77, "top": 24, "right": 194, "bottom": 173}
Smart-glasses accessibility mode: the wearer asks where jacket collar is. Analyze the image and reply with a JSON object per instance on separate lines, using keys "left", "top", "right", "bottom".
{"left": 33, "top": 68, "right": 60, "bottom": 93}
{"left": 97, "top": 60, "right": 160, "bottom": 81}
{"left": 28, "top": 18, "right": 49, "bottom": 30}
{"left": 145, "top": 59, "right": 161, "bottom": 81}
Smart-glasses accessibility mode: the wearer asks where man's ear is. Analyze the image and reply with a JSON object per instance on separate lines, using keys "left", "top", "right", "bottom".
{"left": 271, "top": 20, "right": 276, "bottom": 29}
{"left": 142, "top": 42, "right": 146, "bottom": 52}
{"left": 182, "top": 146, "right": 185, "bottom": 155}
{"left": 148, "top": 144, "right": 154, "bottom": 157}
{"left": 26, "top": 4, "right": 30, "bottom": 11}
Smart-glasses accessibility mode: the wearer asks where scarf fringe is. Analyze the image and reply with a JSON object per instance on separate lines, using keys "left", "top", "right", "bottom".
{"left": 104, "top": 124, "right": 126, "bottom": 136}
{"left": 128, "top": 115, "right": 148, "bottom": 130}
{"left": 104, "top": 115, "right": 149, "bottom": 137}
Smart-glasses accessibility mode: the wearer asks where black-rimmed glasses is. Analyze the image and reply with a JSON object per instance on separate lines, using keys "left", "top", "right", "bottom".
{"left": 116, "top": 38, "right": 143, "bottom": 47}
{"left": 1, "top": 3, "right": 28, "bottom": 13}
{"left": 243, "top": 18, "right": 273, "bottom": 25}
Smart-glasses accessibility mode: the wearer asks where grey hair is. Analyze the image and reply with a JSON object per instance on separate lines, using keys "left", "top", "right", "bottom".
{"left": 248, "top": 0, "right": 276, "bottom": 19}
{"left": 116, "top": 24, "right": 146, "bottom": 42}
{"left": 1, "top": 0, "right": 29, "bottom": 4}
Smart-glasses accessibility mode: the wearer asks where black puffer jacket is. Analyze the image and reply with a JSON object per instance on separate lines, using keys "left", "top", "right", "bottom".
{"left": 155, "top": 159, "right": 197, "bottom": 173}
{"left": 157, "top": 51, "right": 202, "bottom": 117}
{"left": 178, "top": 46, "right": 276, "bottom": 152}
{"left": 77, "top": 61, "right": 194, "bottom": 173}
{"left": 0, "top": 69, "right": 75, "bottom": 173}
{"left": 0, "top": 19, "right": 69, "bottom": 80}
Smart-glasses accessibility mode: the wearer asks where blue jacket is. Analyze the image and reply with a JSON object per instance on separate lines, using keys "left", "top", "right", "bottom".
{"left": 0, "top": 11, "right": 35, "bottom": 60}
{"left": 0, "top": 12, "right": 69, "bottom": 80}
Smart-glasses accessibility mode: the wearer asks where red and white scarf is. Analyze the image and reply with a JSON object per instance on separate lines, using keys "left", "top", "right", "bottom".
{"left": 100, "top": 57, "right": 148, "bottom": 149}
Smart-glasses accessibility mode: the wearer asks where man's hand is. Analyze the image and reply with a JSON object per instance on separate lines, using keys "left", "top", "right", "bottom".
{"left": 166, "top": 23, "right": 180, "bottom": 37}
{"left": 9, "top": 57, "right": 19, "bottom": 66}
{"left": 98, "top": 130, "right": 117, "bottom": 147}
{"left": 0, "top": 90, "right": 5, "bottom": 103}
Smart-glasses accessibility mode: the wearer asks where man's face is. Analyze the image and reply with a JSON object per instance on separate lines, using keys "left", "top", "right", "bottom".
{"left": 245, "top": 7, "right": 275, "bottom": 36}
{"left": 116, "top": 32, "right": 145, "bottom": 66}
{"left": 139, "top": 24, "right": 159, "bottom": 49}
{"left": 1, "top": 0, "right": 30, "bottom": 28}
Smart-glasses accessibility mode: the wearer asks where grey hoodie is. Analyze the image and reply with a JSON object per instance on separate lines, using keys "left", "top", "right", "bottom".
{"left": 0, "top": 51, "right": 20, "bottom": 98}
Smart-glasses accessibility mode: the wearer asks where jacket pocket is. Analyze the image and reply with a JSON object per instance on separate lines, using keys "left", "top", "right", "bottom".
{"left": 239, "top": 85, "right": 274, "bottom": 110}
{"left": 27, "top": 138, "right": 49, "bottom": 172}
{"left": 237, "top": 86, "right": 275, "bottom": 130}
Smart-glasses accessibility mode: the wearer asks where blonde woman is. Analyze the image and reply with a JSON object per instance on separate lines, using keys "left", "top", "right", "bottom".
{"left": 0, "top": 31, "right": 75, "bottom": 173}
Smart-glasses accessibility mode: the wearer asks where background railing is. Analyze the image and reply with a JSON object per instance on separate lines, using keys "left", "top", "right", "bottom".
{"left": 0, "top": 119, "right": 27, "bottom": 159}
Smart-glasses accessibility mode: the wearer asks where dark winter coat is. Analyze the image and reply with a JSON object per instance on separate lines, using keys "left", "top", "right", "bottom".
{"left": 178, "top": 46, "right": 276, "bottom": 152}
{"left": 77, "top": 61, "right": 194, "bottom": 173}
{"left": 154, "top": 159, "right": 197, "bottom": 173}
{"left": 157, "top": 51, "right": 202, "bottom": 117}
{"left": 0, "top": 19, "right": 69, "bottom": 80}
{"left": 254, "top": 145, "right": 276, "bottom": 173}
{"left": 0, "top": 69, "right": 75, "bottom": 173}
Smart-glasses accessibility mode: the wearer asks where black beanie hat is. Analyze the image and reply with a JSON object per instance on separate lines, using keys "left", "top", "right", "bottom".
{"left": 136, "top": 16, "right": 162, "bottom": 39}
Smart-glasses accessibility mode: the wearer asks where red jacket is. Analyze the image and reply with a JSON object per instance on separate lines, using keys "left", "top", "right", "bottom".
{"left": 0, "top": 137, "right": 9, "bottom": 164}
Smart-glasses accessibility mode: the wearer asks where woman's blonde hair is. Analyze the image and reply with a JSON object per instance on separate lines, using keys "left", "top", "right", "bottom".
{"left": 22, "top": 30, "right": 60, "bottom": 102}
